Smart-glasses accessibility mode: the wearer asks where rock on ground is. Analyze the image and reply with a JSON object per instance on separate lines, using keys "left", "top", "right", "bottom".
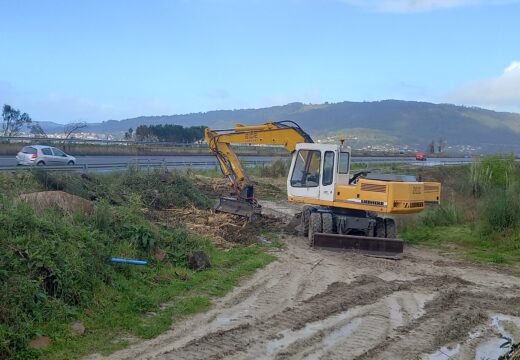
{"left": 29, "top": 336, "right": 52, "bottom": 349}
{"left": 70, "top": 320, "right": 86, "bottom": 336}
{"left": 188, "top": 251, "right": 211, "bottom": 271}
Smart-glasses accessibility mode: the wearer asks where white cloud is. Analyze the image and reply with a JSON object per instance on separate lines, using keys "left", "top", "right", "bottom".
{"left": 505, "top": 61, "right": 520, "bottom": 73}
{"left": 342, "top": 0, "right": 519, "bottom": 13}
{"left": 446, "top": 61, "right": 520, "bottom": 112}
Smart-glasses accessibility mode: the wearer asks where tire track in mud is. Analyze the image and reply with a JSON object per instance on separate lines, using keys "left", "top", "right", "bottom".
{"left": 271, "top": 292, "right": 426, "bottom": 360}
{"left": 357, "top": 289, "right": 520, "bottom": 360}
{"left": 155, "top": 275, "right": 470, "bottom": 360}
{"left": 94, "top": 230, "right": 520, "bottom": 360}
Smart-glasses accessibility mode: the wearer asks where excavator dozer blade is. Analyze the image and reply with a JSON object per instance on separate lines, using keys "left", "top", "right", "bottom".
{"left": 313, "top": 233, "right": 403, "bottom": 260}
{"left": 215, "top": 197, "right": 262, "bottom": 219}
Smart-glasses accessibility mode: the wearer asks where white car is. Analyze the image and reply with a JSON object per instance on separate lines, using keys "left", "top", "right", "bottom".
{"left": 16, "top": 145, "right": 76, "bottom": 166}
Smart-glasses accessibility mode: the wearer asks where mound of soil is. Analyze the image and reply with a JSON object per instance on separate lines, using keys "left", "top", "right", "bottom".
{"left": 18, "top": 191, "right": 95, "bottom": 214}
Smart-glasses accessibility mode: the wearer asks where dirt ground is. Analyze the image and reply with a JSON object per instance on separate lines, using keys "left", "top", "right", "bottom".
{"left": 89, "top": 201, "right": 520, "bottom": 360}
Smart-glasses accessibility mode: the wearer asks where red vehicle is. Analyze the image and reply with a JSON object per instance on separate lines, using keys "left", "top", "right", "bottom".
{"left": 415, "top": 152, "right": 427, "bottom": 161}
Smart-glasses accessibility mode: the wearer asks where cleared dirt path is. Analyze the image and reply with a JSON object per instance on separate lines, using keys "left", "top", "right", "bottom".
{"left": 89, "top": 204, "right": 520, "bottom": 360}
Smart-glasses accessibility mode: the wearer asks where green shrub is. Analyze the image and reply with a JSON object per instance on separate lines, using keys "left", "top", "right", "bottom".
{"left": 164, "top": 228, "right": 208, "bottom": 267}
{"left": 124, "top": 224, "right": 156, "bottom": 251}
{"left": 262, "top": 159, "right": 290, "bottom": 178}
{"left": 479, "top": 186, "right": 520, "bottom": 233}
{"left": 469, "top": 155, "right": 518, "bottom": 197}
{"left": 249, "top": 159, "right": 290, "bottom": 178}
{"left": 92, "top": 199, "right": 113, "bottom": 231}
{"left": 420, "top": 204, "right": 463, "bottom": 227}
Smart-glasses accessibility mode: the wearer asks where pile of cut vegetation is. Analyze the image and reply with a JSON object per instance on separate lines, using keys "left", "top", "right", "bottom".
{"left": 0, "top": 169, "right": 273, "bottom": 359}
{"left": 158, "top": 206, "right": 283, "bottom": 247}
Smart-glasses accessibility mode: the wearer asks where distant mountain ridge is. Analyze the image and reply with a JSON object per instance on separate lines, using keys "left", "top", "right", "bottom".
{"left": 39, "top": 100, "right": 520, "bottom": 152}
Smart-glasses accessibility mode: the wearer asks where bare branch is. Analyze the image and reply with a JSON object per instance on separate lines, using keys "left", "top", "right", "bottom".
{"left": 64, "top": 121, "right": 88, "bottom": 139}
{"left": 30, "top": 122, "right": 46, "bottom": 137}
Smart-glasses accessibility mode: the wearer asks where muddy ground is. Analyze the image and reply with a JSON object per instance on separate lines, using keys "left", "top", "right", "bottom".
{"left": 89, "top": 201, "right": 520, "bottom": 360}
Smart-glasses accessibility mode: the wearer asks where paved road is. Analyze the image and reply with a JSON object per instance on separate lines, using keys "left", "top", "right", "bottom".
{"left": 0, "top": 155, "right": 473, "bottom": 167}
{"left": 0, "top": 155, "right": 287, "bottom": 167}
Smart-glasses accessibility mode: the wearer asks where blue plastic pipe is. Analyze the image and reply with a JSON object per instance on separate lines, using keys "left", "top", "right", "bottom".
{"left": 111, "top": 257, "right": 148, "bottom": 266}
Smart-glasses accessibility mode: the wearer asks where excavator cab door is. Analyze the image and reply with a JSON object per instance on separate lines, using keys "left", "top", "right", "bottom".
{"left": 336, "top": 149, "right": 351, "bottom": 185}
{"left": 319, "top": 147, "right": 337, "bottom": 202}
{"left": 288, "top": 147, "right": 321, "bottom": 200}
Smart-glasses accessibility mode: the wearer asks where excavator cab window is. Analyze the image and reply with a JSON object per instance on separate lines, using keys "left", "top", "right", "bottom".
{"left": 338, "top": 151, "right": 350, "bottom": 174}
{"left": 290, "top": 149, "right": 321, "bottom": 187}
{"left": 322, "top": 151, "right": 335, "bottom": 186}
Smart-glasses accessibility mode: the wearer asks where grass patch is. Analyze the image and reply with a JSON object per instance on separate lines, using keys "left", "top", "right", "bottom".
{"left": 0, "top": 169, "right": 275, "bottom": 359}
{"left": 258, "top": 230, "right": 286, "bottom": 249}
{"left": 42, "top": 245, "right": 273, "bottom": 360}
{"left": 419, "top": 203, "right": 464, "bottom": 227}
{"left": 479, "top": 186, "right": 520, "bottom": 233}
{"left": 402, "top": 224, "right": 520, "bottom": 264}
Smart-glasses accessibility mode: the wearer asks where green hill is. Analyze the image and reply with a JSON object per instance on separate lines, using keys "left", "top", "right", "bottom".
{"left": 42, "top": 100, "right": 520, "bottom": 152}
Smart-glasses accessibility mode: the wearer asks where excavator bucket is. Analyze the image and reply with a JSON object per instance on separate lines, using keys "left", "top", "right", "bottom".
{"left": 215, "top": 197, "right": 262, "bottom": 219}
{"left": 312, "top": 233, "right": 403, "bottom": 260}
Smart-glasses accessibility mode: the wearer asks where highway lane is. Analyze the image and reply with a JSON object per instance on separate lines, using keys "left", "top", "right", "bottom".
{"left": 0, "top": 154, "right": 474, "bottom": 168}
{"left": 0, "top": 155, "right": 287, "bottom": 167}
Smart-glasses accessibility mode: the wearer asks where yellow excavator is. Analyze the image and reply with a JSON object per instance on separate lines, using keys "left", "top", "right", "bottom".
{"left": 205, "top": 121, "right": 441, "bottom": 258}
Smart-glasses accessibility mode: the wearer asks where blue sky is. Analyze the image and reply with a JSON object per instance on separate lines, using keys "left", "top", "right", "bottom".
{"left": 1, "top": 0, "right": 519, "bottom": 123}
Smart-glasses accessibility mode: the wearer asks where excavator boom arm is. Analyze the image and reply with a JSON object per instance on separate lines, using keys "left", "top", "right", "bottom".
{"left": 205, "top": 121, "right": 313, "bottom": 196}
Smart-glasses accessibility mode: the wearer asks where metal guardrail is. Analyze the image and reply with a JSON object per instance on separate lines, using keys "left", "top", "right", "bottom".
{"left": 0, "top": 158, "right": 476, "bottom": 173}
{"left": 350, "top": 158, "right": 472, "bottom": 165}
{"left": 0, "top": 160, "right": 273, "bottom": 172}
{"left": 0, "top": 136, "right": 205, "bottom": 146}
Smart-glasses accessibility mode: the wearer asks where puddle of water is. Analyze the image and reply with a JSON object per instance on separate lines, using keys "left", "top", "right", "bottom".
{"left": 213, "top": 292, "right": 260, "bottom": 326}
{"left": 413, "top": 293, "right": 436, "bottom": 319}
{"left": 214, "top": 309, "right": 250, "bottom": 326}
{"left": 425, "top": 314, "right": 520, "bottom": 360}
{"left": 469, "top": 329, "right": 482, "bottom": 340}
{"left": 265, "top": 309, "right": 358, "bottom": 355}
{"left": 322, "top": 318, "right": 363, "bottom": 347}
{"left": 265, "top": 292, "right": 435, "bottom": 358}
{"left": 475, "top": 314, "right": 520, "bottom": 360}
{"left": 424, "top": 344, "right": 461, "bottom": 360}
{"left": 303, "top": 318, "right": 363, "bottom": 360}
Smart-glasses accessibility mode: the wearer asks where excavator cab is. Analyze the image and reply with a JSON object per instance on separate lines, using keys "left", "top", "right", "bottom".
{"left": 287, "top": 143, "right": 350, "bottom": 202}
{"left": 286, "top": 142, "right": 441, "bottom": 258}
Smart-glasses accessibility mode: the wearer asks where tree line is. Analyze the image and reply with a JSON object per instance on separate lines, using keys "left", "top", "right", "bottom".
{"left": 133, "top": 124, "right": 206, "bottom": 143}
